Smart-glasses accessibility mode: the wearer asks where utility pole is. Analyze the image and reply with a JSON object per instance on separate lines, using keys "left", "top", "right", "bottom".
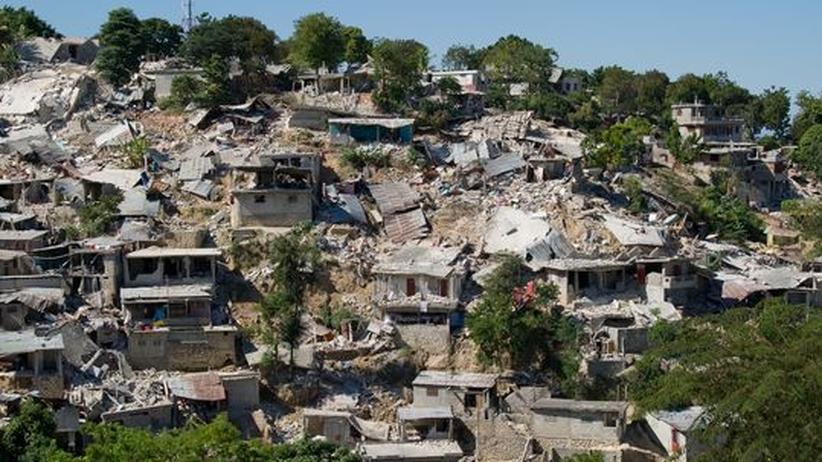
{"left": 181, "top": 0, "right": 194, "bottom": 33}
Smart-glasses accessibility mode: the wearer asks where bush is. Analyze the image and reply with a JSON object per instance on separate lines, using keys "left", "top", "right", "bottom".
{"left": 78, "top": 192, "right": 123, "bottom": 238}
{"left": 622, "top": 176, "right": 647, "bottom": 213}
{"left": 158, "top": 74, "right": 204, "bottom": 110}
{"left": 416, "top": 99, "right": 456, "bottom": 131}
{"left": 120, "top": 136, "right": 150, "bottom": 168}
{"left": 698, "top": 182, "right": 764, "bottom": 242}
{"left": 340, "top": 146, "right": 390, "bottom": 170}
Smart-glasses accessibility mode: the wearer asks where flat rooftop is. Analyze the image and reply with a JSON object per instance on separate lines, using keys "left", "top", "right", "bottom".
{"left": 126, "top": 246, "right": 221, "bottom": 259}
{"left": 0, "top": 330, "right": 63, "bottom": 356}
{"left": 412, "top": 370, "right": 498, "bottom": 389}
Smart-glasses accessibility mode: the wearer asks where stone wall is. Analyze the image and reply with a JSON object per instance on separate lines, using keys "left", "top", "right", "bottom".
{"left": 395, "top": 323, "right": 450, "bottom": 355}
{"left": 128, "top": 328, "right": 236, "bottom": 371}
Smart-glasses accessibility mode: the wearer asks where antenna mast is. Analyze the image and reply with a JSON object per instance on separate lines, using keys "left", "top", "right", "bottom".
{"left": 181, "top": 0, "right": 194, "bottom": 33}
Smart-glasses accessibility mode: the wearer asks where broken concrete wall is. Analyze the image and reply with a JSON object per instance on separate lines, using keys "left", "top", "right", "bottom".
{"left": 101, "top": 403, "right": 174, "bottom": 430}
{"left": 231, "top": 190, "right": 313, "bottom": 228}
{"left": 395, "top": 323, "right": 450, "bottom": 355}
{"left": 128, "top": 328, "right": 236, "bottom": 371}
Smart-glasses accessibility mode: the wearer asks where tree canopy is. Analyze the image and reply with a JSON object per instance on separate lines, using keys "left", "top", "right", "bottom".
{"left": 482, "top": 35, "right": 557, "bottom": 94}
{"left": 140, "top": 17, "right": 183, "bottom": 58}
{"left": 0, "top": 6, "right": 60, "bottom": 38}
{"left": 582, "top": 116, "right": 651, "bottom": 170}
{"left": 792, "top": 123, "right": 822, "bottom": 179}
{"left": 289, "top": 13, "right": 345, "bottom": 71}
{"left": 342, "top": 26, "right": 371, "bottom": 64}
{"left": 1, "top": 401, "right": 360, "bottom": 462}
{"left": 628, "top": 300, "right": 822, "bottom": 461}
{"left": 442, "top": 44, "right": 484, "bottom": 70}
{"left": 781, "top": 198, "right": 822, "bottom": 258}
{"left": 96, "top": 8, "right": 145, "bottom": 86}
{"left": 467, "top": 255, "right": 579, "bottom": 388}
{"left": 792, "top": 91, "right": 822, "bottom": 142}
{"left": 183, "top": 14, "right": 279, "bottom": 71}
{"left": 371, "top": 38, "right": 428, "bottom": 112}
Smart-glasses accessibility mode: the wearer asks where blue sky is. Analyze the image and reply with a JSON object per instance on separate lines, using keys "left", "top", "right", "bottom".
{"left": 9, "top": 0, "right": 822, "bottom": 99}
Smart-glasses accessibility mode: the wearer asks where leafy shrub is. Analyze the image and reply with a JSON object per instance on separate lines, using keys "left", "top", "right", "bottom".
{"left": 340, "top": 146, "right": 390, "bottom": 170}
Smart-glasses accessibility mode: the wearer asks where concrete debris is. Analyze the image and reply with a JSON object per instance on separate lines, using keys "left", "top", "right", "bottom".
{"left": 0, "top": 51, "right": 815, "bottom": 462}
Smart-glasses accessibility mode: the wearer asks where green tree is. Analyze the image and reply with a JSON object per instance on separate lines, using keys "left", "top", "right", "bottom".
{"left": 198, "top": 54, "right": 231, "bottom": 106}
{"left": 515, "top": 91, "right": 573, "bottom": 122}
{"left": 623, "top": 175, "right": 647, "bottom": 214}
{"left": 159, "top": 74, "right": 205, "bottom": 110}
{"left": 268, "top": 223, "right": 322, "bottom": 303}
{"left": 757, "top": 86, "right": 791, "bottom": 140}
{"left": 482, "top": 35, "right": 557, "bottom": 97}
{"left": 697, "top": 177, "right": 764, "bottom": 242}
{"left": 371, "top": 38, "right": 428, "bottom": 112}
{"left": 0, "top": 400, "right": 71, "bottom": 462}
{"left": 792, "top": 91, "right": 822, "bottom": 141}
{"left": 595, "top": 65, "right": 637, "bottom": 116}
{"left": 258, "top": 223, "right": 322, "bottom": 367}
{"left": 258, "top": 290, "right": 303, "bottom": 367}
{"left": 781, "top": 199, "right": 822, "bottom": 257}
{"left": 289, "top": 13, "right": 345, "bottom": 71}
{"left": 582, "top": 117, "right": 650, "bottom": 170}
{"left": 183, "top": 15, "right": 279, "bottom": 74}
{"left": 342, "top": 26, "right": 371, "bottom": 64}
{"left": 635, "top": 69, "right": 670, "bottom": 119}
{"left": 82, "top": 415, "right": 360, "bottom": 461}
{"left": 569, "top": 99, "right": 604, "bottom": 132}
{"left": 77, "top": 191, "right": 124, "bottom": 238}
{"left": 703, "top": 71, "right": 752, "bottom": 113}
{"left": 140, "top": 18, "right": 182, "bottom": 58}
{"left": 441, "top": 44, "right": 484, "bottom": 70}
{"left": 96, "top": 8, "right": 145, "bottom": 86}
{"left": 792, "top": 124, "right": 822, "bottom": 179}
{"left": 565, "top": 452, "right": 605, "bottom": 462}
{"left": 0, "top": 6, "right": 60, "bottom": 38}
{"left": 666, "top": 73, "right": 710, "bottom": 105}
{"left": 467, "top": 255, "right": 571, "bottom": 371}
{"left": 628, "top": 300, "right": 822, "bottom": 461}
{"left": 665, "top": 126, "right": 704, "bottom": 164}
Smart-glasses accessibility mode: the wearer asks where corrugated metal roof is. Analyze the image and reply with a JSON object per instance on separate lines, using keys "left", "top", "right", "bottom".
{"left": 167, "top": 372, "right": 226, "bottom": 401}
{"left": 178, "top": 157, "right": 214, "bottom": 181}
{"left": 483, "top": 153, "right": 526, "bottom": 177}
{"left": 182, "top": 179, "right": 215, "bottom": 199}
{"left": 368, "top": 183, "right": 421, "bottom": 215}
{"left": 384, "top": 208, "right": 428, "bottom": 243}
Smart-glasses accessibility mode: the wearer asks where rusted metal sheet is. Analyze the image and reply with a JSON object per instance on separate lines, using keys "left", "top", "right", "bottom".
{"left": 167, "top": 372, "right": 226, "bottom": 402}
{"left": 384, "top": 208, "right": 428, "bottom": 243}
{"left": 368, "top": 183, "right": 421, "bottom": 215}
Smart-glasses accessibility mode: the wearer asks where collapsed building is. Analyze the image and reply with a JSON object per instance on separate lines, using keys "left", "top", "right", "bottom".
{"left": 372, "top": 246, "right": 465, "bottom": 353}
{"left": 121, "top": 247, "right": 236, "bottom": 370}
{"left": 0, "top": 329, "right": 65, "bottom": 399}
{"left": 228, "top": 152, "right": 321, "bottom": 228}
